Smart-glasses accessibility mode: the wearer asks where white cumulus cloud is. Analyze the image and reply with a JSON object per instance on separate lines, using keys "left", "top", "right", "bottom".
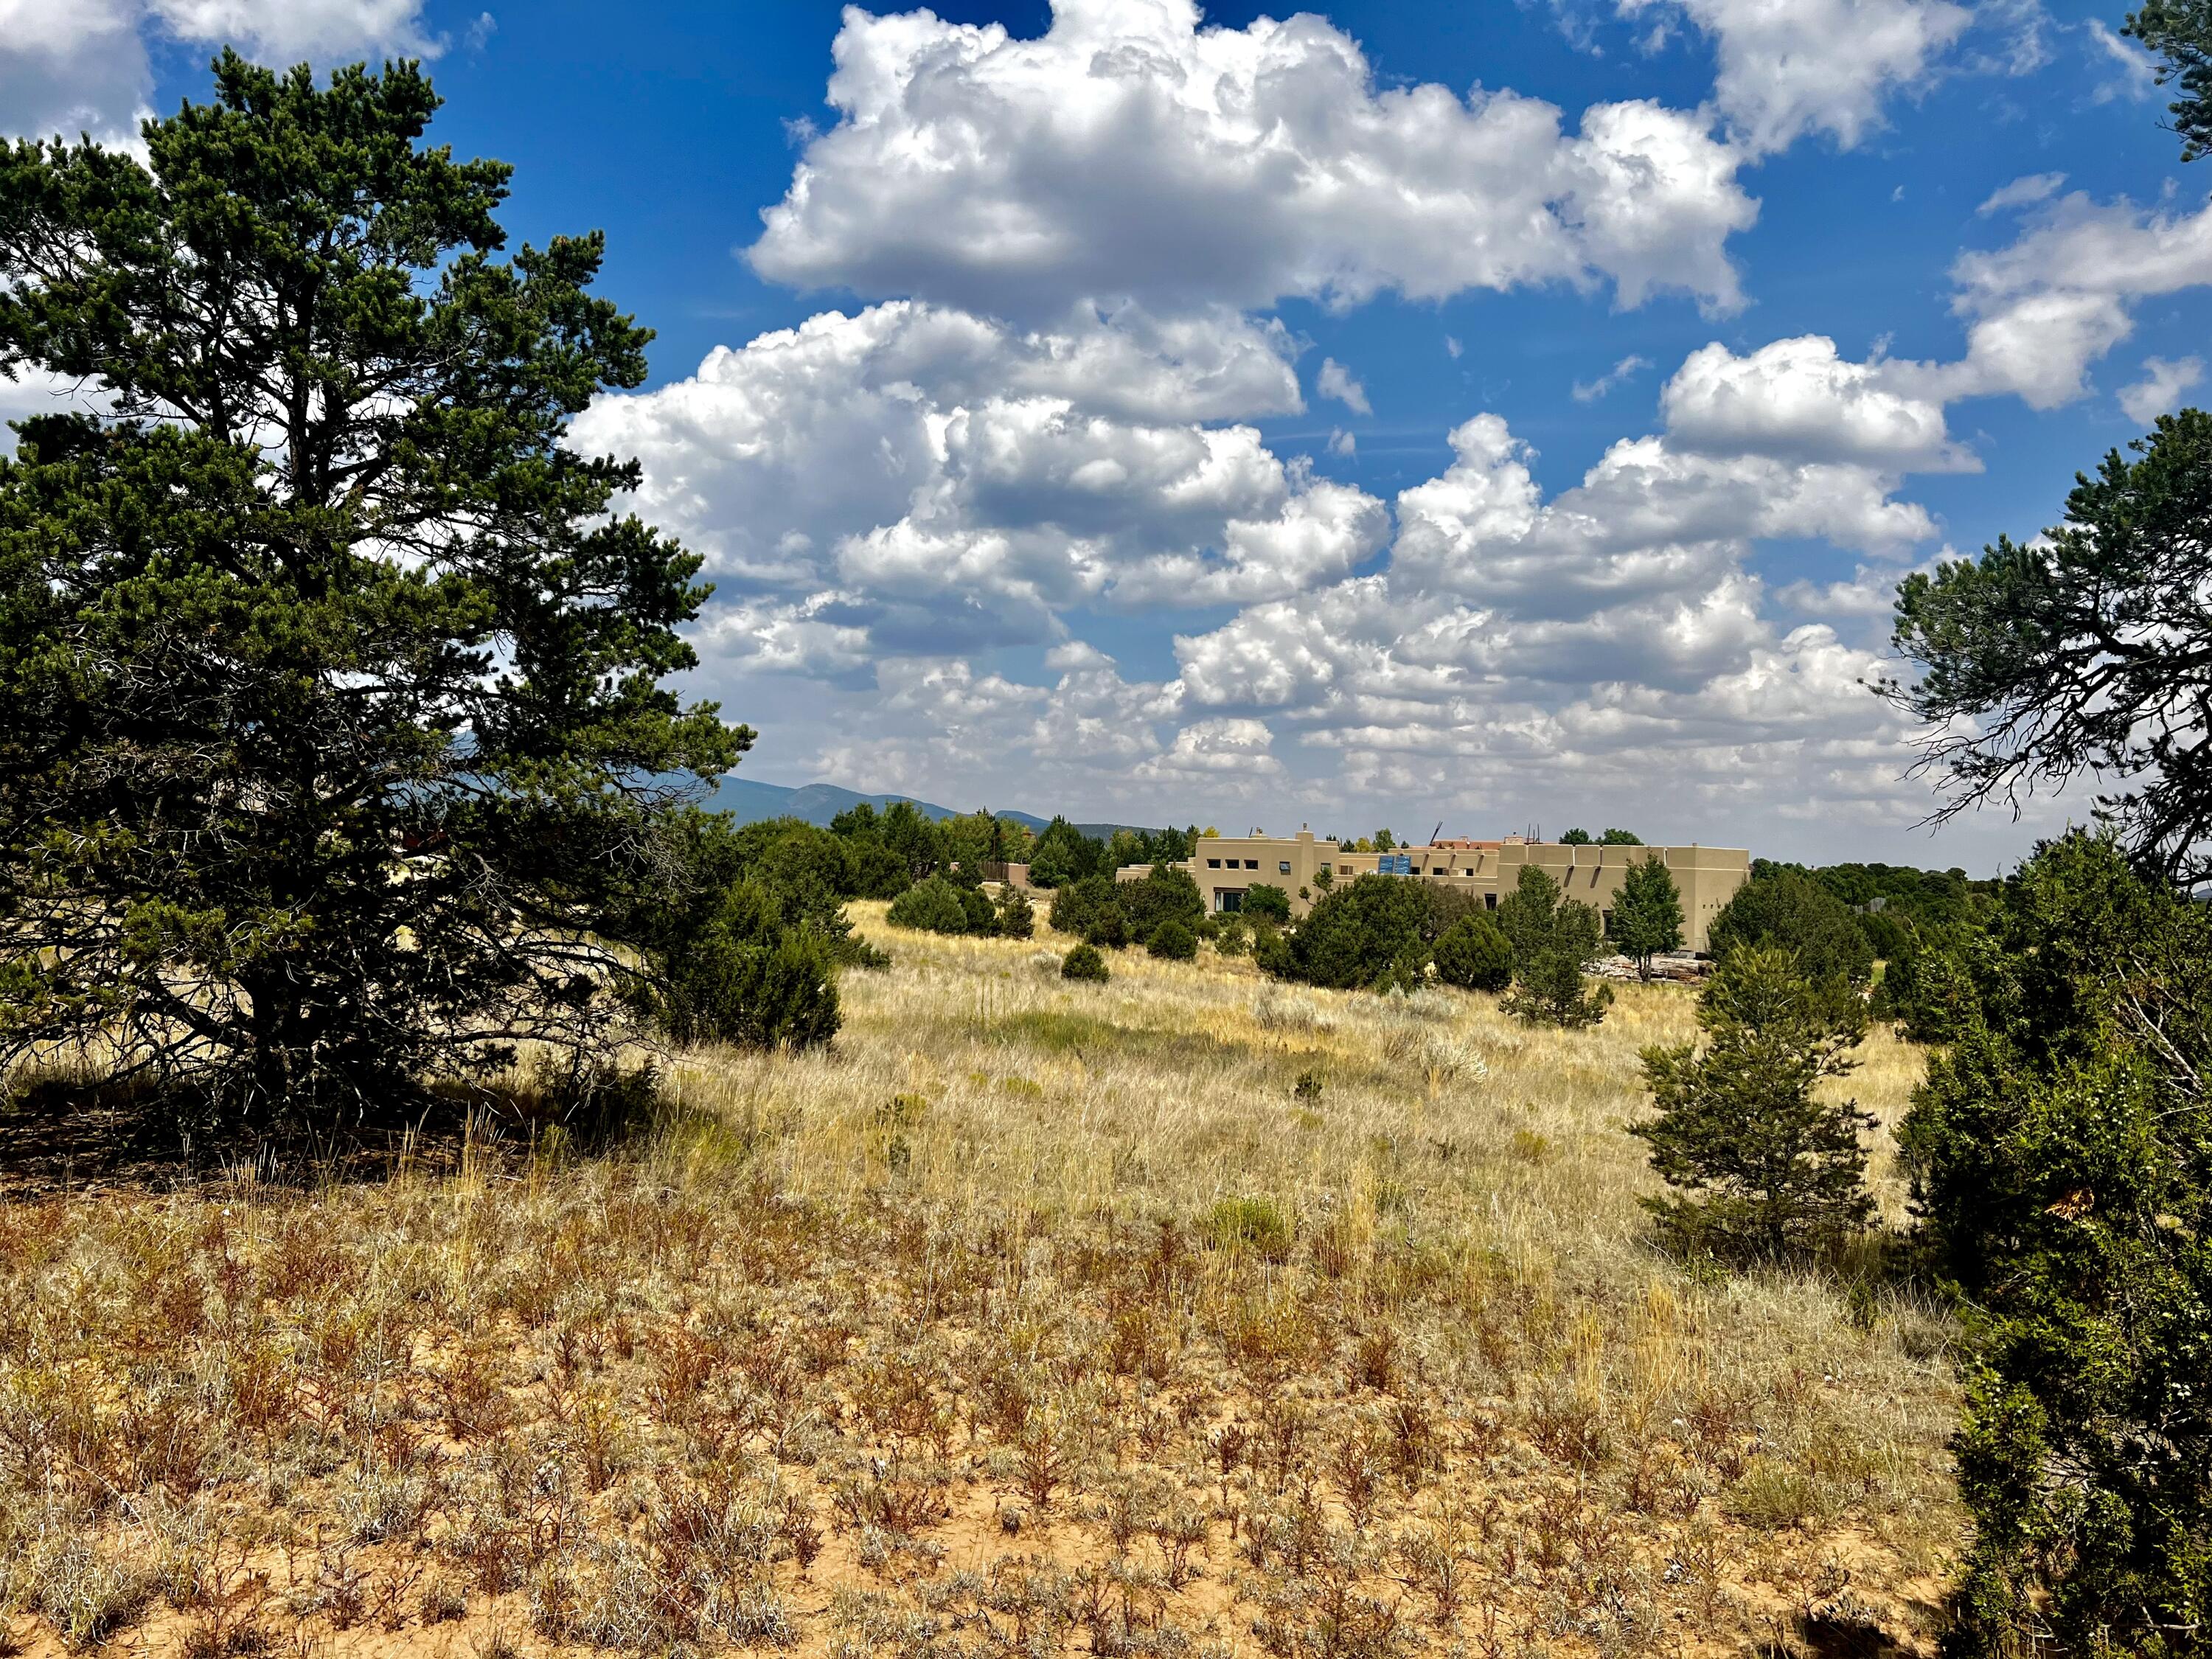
{"left": 2119, "top": 355, "right": 2205, "bottom": 423}
{"left": 1661, "top": 336, "right": 1974, "bottom": 470}
{"left": 1906, "top": 189, "right": 2212, "bottom": 408}
{"left": 569, "top": 302, "right": 1386, "bottom": 664}
{"left": 748, "top": 0, "right": 1759, "bottom": 318}
{"left": 0, "top": 0, "right": 150, "bottom": 147}
{"left": 145, "top": 0, "right": 435, "bottom": 60}
{"left": 1619, "top": 0, "right": 1971, "bottom": 154}
{"left": 1317, "top": 358, "right": 1371, "bottom": 416}
{"left": 1135, "top": 717, "right": 1284, "bottom": 782}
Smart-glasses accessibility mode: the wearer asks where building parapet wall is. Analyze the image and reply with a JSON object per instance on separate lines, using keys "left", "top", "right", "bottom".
{"left": 1159, "top": 829, "right": 1751, "bottom": 953}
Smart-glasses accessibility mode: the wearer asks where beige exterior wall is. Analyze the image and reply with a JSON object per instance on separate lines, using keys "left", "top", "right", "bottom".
{"left": 1166, "top": 831, "right": 1750, "bottom": 953}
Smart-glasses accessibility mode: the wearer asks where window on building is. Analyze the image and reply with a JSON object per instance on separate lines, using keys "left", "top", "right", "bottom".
{"left": 1207, "top": 858, "right": 1221, "bottom": 869}
{"left": 1245, "top": 859, "right": 1259, "bottom": 869}
{"left": 1318, "top": 863, "right": 1332, "bottom": 875}
{"left": 1485, "top": 893, "right": 1498, "bottom": 910}
{"left": 1217, "top": 890, "right": 1244, "bottom": 913}
{"left": 1278, "top": 860, "right": 1291, "bottom": 873}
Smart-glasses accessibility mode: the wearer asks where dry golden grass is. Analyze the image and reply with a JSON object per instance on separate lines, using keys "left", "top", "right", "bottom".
{"left": 0, "top": 903, "right": 1961, "bottom": 1659}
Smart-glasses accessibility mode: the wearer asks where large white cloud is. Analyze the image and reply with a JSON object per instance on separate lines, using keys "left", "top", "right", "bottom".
{"left": 1661, "top": 336, "right": 1973, "bottom": 470}
{"left": 0, "top": 0, "right": 439, "bottom": 148}
{"left": 1145, "top": 327, "right": 1984, "bottom": 824}
{"left": 748, "top": 0, "right": 1758, "bottom": 317}
{"left": 1897, "top": 187, "right": 2212, "bottom": 409}
{"left": 1388, "top": 397, "right": 1938, "bottom": 621}
{"left": 1135, "top": 717, "right": 1284, "bottom": 785}
{"left": 1621, "top": 0, "right": 1970, "bottom": 154}
{"left": 570, "top": 302, "right": 1388, "bottom": 665}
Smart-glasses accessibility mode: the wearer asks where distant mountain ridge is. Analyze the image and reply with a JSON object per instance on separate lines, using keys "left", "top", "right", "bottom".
{"left": 704, "top": 775, "right": 1153, "bottom": 841}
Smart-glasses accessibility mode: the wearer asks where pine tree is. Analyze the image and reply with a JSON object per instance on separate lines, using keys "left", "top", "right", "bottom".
{"left": 0, "top": 58, "right": 744, "bottom": 1127}
{"left": 1497, "top": 866, "right": 1610, "bottom": 1026}
{"left": 1609, "top": 854, "right": 1685, "bottom": 979}
{"left": 1630, "top": 947, "right": 1874, "bottom": 1261}
{"left": 995, "top": 883, "right": 1035, "bottom": 939}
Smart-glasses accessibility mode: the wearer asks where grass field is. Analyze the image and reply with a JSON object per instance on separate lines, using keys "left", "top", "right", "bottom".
{"left": 0, "top": 902, "right": 1961, "bottom": 1659}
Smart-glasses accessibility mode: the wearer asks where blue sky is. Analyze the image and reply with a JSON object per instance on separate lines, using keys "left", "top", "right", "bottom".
{"left": 4, "top": 0, "right": 2204, "bottom": 869}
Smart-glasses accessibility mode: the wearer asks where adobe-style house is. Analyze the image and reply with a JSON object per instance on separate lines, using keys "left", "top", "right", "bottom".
{"left": 1152, "top": 830, "right": 1750, "bottom": 953}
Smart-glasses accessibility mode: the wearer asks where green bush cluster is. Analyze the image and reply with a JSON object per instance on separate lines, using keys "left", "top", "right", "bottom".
{"left": 1269, "top": 874, "right": 1432, "bottom": 990}
{"left": 1708, "top": 869, "right": 1874, "bottom": 992}
{"left": 619, "top": 811, "right": 888, "bottom": 1056}
{"left": 885, "top": 872, "right": 1041, "bottom": 939}
{"left": 1048, "top": 865, "right": 1205, "bottom": 951}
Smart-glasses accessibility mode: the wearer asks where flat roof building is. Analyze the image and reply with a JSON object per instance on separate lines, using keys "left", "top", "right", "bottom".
{"left": 1164, "top": 830, "right": 1750, "bottom": 953}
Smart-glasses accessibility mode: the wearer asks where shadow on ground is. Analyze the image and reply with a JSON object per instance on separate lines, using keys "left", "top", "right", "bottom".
{"left": 0, "top": 1063, "right": 667, "bottom": 1197}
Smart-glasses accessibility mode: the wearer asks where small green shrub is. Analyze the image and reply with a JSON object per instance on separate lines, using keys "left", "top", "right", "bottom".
{"left": 1242, "top": 883, "right": 1293, "bottom": 923}
{"left": 1724, "top": 1459, "right": 1831, "bottom": 1531}
{"left": 1061, "top": 944, "right": 1109, "bottom": 982}
{"left": 1503, "top": 953, "right": 1613, "bottom": 1029}
{"left": 1202, "top": 1196, "right": 1293, "bottom": 1260}
{"left": 1708, "top": 869, "right": 1874, "bottom": 988}
{"left": 995, "top": 884, "right": 1035, "bottom": 939}
{"left": 1266, "top": 874, "right": 1430, "bottom": 990}
{"left": 887, "top": 874, "right": 975, "bottom": 934}
{"left": 1433, "top": 916, "right": 1512, "bottom": 991}
{"left": 648, "top": 883, "right": 841, "bottom": 1051}
{"left": 1148, "top": 920, "right": 1197, "bottom": 961}
{"left": 957, "top": 883, "right": 998, "bottom": 933}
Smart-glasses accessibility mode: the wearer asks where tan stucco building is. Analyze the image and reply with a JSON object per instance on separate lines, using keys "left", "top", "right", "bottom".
{"left": 1155, "top": 830, "right": 1750, "bottom": 953}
